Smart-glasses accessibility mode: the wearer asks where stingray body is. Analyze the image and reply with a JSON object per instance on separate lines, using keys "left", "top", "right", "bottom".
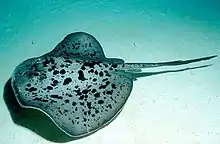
{"left": 11, "top": 32, "right": 217, "bottom": 138}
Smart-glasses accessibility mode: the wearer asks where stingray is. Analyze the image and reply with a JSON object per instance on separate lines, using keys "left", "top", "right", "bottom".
{"left": 11, "top": 32, "right": 217, "bottom": 138}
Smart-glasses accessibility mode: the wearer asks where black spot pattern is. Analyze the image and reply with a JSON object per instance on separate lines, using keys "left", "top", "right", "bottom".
{"left": 25, "top": 87, "right": 37, "bottom": 92}
{"left": 98, "top": 100, "right": 104, "bottom": 104}
{"left": 63, "top": 77, "right": 72, "bottom": 85}
{"left": 11, "top": 32, "right": 134, "bottom": 138}
{"left": 78, "top": 70, "right": 86, "bottom": 81}
{"left": 50, "top": 95, "right": 63, "bottom": 99}
{"left": 60, "top": 69, "right": 66, "bottom": 74}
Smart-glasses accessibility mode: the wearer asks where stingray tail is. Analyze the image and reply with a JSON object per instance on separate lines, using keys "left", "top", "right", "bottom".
{"left": 131, "top": 64, "right": 211, "bottom": 80}
{"left": 119, "top": 55, "right": 217, "bottom": 71}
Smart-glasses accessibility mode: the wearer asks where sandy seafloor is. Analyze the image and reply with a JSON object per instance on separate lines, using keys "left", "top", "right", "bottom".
{"left": 0, "top": 0, "right": 220, "bottom": 144}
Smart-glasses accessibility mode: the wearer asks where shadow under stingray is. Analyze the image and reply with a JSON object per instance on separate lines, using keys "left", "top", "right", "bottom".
{"left": 3, "top": 78, "right": 124, "bottom": 143}
{"left": 3, "top": 78, "right": 76, "bottom": 143}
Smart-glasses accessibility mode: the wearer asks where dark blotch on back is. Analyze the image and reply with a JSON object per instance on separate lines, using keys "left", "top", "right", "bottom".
{"left": 78, "top": 70, "right": 86, "bottom": 81}
{"left": 26, "top": 83, "right": 31, "bottom": 87}
{"left": 111, "top": 63, "right": 118, "bottom": 68}
{"left": 26, "top": 87, "right": 37, "bottom": 92}
{"left": 87, "top": 102, "right": 92, "bottom": 109}
{"left": 64, "top": 59, "right": 73, "bottom": 64}
{"left": 111, "top": 84, "right": 116, "bottom": 89}
{"left": 88, "top": 69, "right": 94, "bottom": 73}
{"left": 60, "top": 69, "right": 66, "bottom": 74}
{"left": 94, "top": 70, "right": 98, "bottom": 75}
{"left": 50, "top": 95, "right": 63, "bottom": 99}
{"left": 47, "top": 86, "right": 53, "bottom": 90}
{"left": 81, "top": 66, "right": 86, "bottom": 70}
{"left": 53, "top": 70, "right": 59, "bottom": 75}
{"left": 72, "top": 101, "right": 77, "bottom": 106}
{"left": 92, "top": 78, "right": 97, "bottom": 82}
{"left": 82, "top": 89, "right": 90, "bottom": 94}
{"left": 91, "top": 89, "right": 96, "bottom": 93}
{"left": 51, "top": 79, "right": 59, "bottom": 86}
{"left": 106, "top": 90, "right": 113, "bottom": 95}
{"left": 99, "top": 81, "right": 110, "bottom": 89}
{"left": 63, "top": 77, "right": 72, "bottom": 85}
{"left": 99, "top": 71, "right": 104, "bottom": 77}
{"left": 94, "top": 92, "right": 100, "bottom": 98}
{"left": 66, "top": 93, "right": 73, "bottom": 97}
{"left": 82, "top": 61, "right": 100, "bottom": 69}
{"left": 65, "top": 99, "right": 70, "bottom": 103}
{"left": 33, "top": 97, "right": 49, "bottom": 102}
{"left": 98, "top": 100, "right": 104, "bottom": 104}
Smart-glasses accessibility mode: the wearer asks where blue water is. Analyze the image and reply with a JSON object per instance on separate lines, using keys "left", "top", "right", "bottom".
{"left": 0, "top": 1, "right": 220, "bottom": 144}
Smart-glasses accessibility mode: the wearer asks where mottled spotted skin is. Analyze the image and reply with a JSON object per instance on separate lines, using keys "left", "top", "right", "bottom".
{"left": 12, "top": 56, "right": 132, "bottom": 137}
{"left": 11, "top": 32, "right": 216, "bottom": 138}
{"left": 45, "top": 32, "right": 124, "bottom": 63}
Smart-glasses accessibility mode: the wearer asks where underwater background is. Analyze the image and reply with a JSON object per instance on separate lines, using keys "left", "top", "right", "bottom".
{"left": 0, "top": 0, "right": 220, "bottom": 144}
